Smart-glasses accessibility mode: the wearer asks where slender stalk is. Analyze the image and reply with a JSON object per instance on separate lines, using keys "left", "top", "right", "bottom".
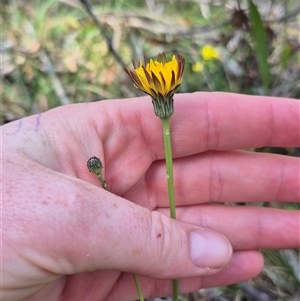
{"left": 86, "top": 156, "right": 144, "bottom": 301}
{"left": 133, "top": 274, "right": 145, "bottom": 301}
{"left": 161, "top": 117, "right": 178, "bottom": 301}
{"left": 161, "top": 118, "right": 176, "bottom": 219}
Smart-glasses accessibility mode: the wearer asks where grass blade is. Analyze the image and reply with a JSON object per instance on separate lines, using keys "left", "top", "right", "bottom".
{"left": 248, "top": 0, "right": 270, "bottom": 94}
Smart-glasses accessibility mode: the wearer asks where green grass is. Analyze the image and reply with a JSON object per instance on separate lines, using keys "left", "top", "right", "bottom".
{"left": 3, "top": 0, "right": 299, "bottom": 123}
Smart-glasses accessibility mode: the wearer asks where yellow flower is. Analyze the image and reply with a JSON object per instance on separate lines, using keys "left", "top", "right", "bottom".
{"left": 124, "top": 53, "right": 184, "bottom": 97}
{"left": 124, "top": 53, "right": 185, "bottom": 118}
{"left": 201, "top": 45, "right": 220, "bottom": 60}
{"left": 192, "top": 62, "right": 204, "bottom": 72}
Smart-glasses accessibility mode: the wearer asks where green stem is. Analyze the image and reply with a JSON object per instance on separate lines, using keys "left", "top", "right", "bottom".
{"left": 87, "top": 156, "right": 144, "bottom": 301}
{"left": 161, "top": 117, "right": 178, "bottom": 301}
{"left": 97, "top": 173, "right": 107, "bottom": 190}
{"left": 133, "top": 274, "right": 144, "bottom": 301}
{"left": 173, "top": 279, "right": 179, "bottom": 301}
{"left": 161, "top": 118, "right": 176, "bottom": 219}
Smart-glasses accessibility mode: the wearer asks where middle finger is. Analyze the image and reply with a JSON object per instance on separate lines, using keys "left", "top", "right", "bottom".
{"left": 123, "top": 150, "right": 299, "bottom": 208}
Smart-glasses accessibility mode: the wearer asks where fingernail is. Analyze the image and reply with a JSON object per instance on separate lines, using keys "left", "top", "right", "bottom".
{"left": 189, "top": 230, "right": 232, "bottom": 268}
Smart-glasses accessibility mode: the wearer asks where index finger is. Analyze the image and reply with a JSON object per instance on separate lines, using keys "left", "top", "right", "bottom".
{"left": 117, "top": 92, "right": 299, "bottom": 159}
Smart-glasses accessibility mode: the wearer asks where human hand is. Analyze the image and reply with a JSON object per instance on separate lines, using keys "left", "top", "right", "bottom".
{"left": 2, "top": 92, "right": 299, "bottom": 301}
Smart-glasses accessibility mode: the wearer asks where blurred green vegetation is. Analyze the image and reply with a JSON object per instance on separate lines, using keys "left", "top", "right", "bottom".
{"left": 1, "top": 1, "right": 299, "bottom": 300}
{"left": 2, "top": 0, "right": 300, "bottom": 123}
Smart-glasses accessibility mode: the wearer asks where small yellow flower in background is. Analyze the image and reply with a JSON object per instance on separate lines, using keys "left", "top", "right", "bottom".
{"left": 192, "top": 62, "right": 204, "bottom": 72}
{"left": 124, "top": 53, "right": 185, "bottom": 118}
{"left": 201, "top": 45, "right": 220, "bottom": 60}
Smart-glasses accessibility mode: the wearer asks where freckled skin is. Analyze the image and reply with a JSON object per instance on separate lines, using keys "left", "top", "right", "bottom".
{"left": 2, "top": 92, "right": 299, "bottom": 301}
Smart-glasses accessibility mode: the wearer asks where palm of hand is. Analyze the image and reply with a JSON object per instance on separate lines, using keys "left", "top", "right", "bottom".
{"left": 3, "top": 98, "right": 178, "bottom": 301}
{"left": 3, "top": 93, "right": 299, "bottom": 301}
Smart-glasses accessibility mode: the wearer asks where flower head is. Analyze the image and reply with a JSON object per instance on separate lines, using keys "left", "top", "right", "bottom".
{"left": 124, "top": 53, "right": 185, "bottom": 118}
{"left": 192, "top": 62, "right": 204, "bottom": 73}
{"left": 87, "top": 156, "right": 103, "bottom": 175}
{"left": 201, "top": 45, "right": 220, "bottom": 61}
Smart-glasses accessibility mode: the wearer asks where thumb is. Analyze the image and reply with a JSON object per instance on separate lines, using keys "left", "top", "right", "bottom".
{"left": 8, "top": 168, "right": 232, "bottom": 280}
{"left": 49, "top": 179, "right": 232, "bottom": 279}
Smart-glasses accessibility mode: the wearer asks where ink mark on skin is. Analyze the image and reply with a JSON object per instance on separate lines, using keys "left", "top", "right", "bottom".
{"left": 7, "top": 119, "right": 22, "bottom": 135}
{"left": 34, "top": 113, "right": 42, "bottom": 131}
{"left": 16, "top": 119, "right": 22, "bottom": 133}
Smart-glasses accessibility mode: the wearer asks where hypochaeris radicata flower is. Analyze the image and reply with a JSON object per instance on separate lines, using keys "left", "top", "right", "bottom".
{"left": 124, "top": 53, "right": 185, "bottom": 119}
